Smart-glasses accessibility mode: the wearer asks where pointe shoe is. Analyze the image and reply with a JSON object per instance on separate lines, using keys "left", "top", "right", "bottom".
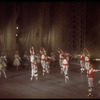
{"left": 65, "top": 79, "right": 68, "bottom": 83}
{"left": 5, "top": 76, "right": 7, "bottom": 79}
{"left": 30, "top": 77, "right": 33, "bottom": 81}
{"left": 88, "top": 93, "right": 91, "bottom": 97}
{"left": 65, "top": 76, "right": 69, "bottom": 83}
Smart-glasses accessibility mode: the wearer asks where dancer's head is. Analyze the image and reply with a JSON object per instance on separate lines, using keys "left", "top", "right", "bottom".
{"left": 89, "top": 64, "right": 93, "bottom": 69}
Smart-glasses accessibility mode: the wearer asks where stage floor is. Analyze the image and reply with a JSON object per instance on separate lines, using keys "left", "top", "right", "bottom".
{"left": 0, "top": 61, "right": 100, "bottom": 99}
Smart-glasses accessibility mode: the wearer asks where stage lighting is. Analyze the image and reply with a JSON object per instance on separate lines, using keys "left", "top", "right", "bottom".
{"left": 16, "top": 26, "right": 18, "bottom": 29}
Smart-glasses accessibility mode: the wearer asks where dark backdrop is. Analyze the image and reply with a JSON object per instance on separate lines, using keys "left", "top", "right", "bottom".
{"left": 0, "top": 1, "right": 100, "bottom": 66}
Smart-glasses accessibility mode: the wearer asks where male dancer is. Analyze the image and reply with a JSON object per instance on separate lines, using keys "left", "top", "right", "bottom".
{"left": 62, "top": 53, "right": 69, "bottom": 83}
{"left": 30, "top": 46, "right": 37, "bottom": 80}
{"left": 84, "top": 48, "right": 90, "bottom": 71}
{"left": 58, "top": 48, "right": 63, "bottom": 74}
{"left": 30, "top": 56, "right": 38, "bottom": 81}
{"left": 82, "top": 64, "right": 100, "bottom": 96}
{"left": 77, "top": 50, "right": 85, "bottom": 74}
{"left": 40, "top": 50, "right": 46, "bottom": 76}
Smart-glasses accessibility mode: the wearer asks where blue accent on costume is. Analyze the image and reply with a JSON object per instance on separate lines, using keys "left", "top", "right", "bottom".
{"left": 22, "top": 57, "right": 29, "bottom": 65}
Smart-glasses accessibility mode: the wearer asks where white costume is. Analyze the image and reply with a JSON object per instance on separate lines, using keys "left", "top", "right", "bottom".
{"left": 45, "top": 56, "right": 51, "bottom": 74}
{"left": 30, "top": 58, "right": 38, "bottom": 80}
{"left": 78, "top": 54, "right": 85, "bottom": 72}
{"left": 30, "top": 48, "right": 38, "bottom": 80}
{"left": 30, "top": 49, "right": 35, "bottom": 64}
{"left": 83, "top": 63, "right": 100, "bottom": 97}
{"left": 41, "top": 53, "right": 46, "bottom": 75}
{"left": 58, "top": 50, "right": 63, "bottom": 72}
{"left": 62, "top": 58, "right": 69, "bottom": 83}
{"left": 40, "top": 48, "right": 46, "bottom": 55}
{"left": 85, "top": 55, "right": 90, "bottom": 70}
{"left": 13, "top": 54, "right": 21, "bottom": 66}
{"left": 87, "top": 68, "right": 98, "bottom": 96}
{"left": 94, "top": 59, "right": 100, "bottom": 61}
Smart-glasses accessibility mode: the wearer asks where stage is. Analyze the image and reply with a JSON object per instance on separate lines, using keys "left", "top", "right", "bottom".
{"left": 0, "top": 61, "right": 100, "bottom": 99}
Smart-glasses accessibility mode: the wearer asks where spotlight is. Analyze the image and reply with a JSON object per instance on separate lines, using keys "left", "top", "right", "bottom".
{"left": 16, "top": 26, "right": 18, "bottom": 29}
{"left": 16, "top": 34, "right": 18, "bottom": 36}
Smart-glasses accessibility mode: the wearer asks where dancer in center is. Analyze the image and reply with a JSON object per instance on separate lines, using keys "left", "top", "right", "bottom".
{"left": 40, "top": 47, "right": 46, "bottom": 76}
{"left": 30, "top": 46, "right": 38, "bottom": 81}
{"left": 62, "top": 52, "right": 69, "bottom": 83}
{"left": 58, "top": 48, "right": 63, "bottom": 74}
{"left": 77, "top": 50, "right": 85, "bottom": 74}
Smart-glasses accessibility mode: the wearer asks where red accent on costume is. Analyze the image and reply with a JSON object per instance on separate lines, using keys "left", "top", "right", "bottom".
{"left": 31, "top": 50, "right": 35, "bottom": 55}
{"left": 80, "top": 55, "right": 84, "bottom": 60}
{"left": 88, "top": 69, "right": 95, "bottom": 82}
{"left": 90, "top": 64, "right": 93, "bottom": 66}
{"left": 41, "top": 54, "right": 46, "bottom": 61}
{"left": 63, "top": 59, "right": 68, "bottom": 70}
{"left": 85, "top": 56, "right": 90, "bottom": 63}
{"left": 63, "top": 64, "right": 68, "bottom": 66}
{"left": 86, "top": 61, "right": 89, "bottom": 63}
{"left": 31, "top": 62, "right": 37, "bottom": 66}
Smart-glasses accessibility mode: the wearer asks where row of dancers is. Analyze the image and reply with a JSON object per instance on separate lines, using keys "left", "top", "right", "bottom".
{"left": 75, "top": 48, "right": 100, "bottom": 97}
{"left": 57, "top": 48, "right": 100, "bottom": 97}
{"left": 13, "top": 48, "right": 56, "bottom": 71}
{"left": 0, "top": 47, "right": 56, "bottom": 80}
{"left": 0, "top": 47, "right": 100, "bottom": 97}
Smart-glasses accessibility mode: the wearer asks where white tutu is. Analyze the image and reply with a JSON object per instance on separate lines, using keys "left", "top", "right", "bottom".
{"left": 13, "top": 58, "right": 21, "bottom": 66}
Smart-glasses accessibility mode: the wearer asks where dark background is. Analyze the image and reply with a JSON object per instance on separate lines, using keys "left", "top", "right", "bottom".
{"left": 0, "top": 1, "right": 100, "bottom": 65}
